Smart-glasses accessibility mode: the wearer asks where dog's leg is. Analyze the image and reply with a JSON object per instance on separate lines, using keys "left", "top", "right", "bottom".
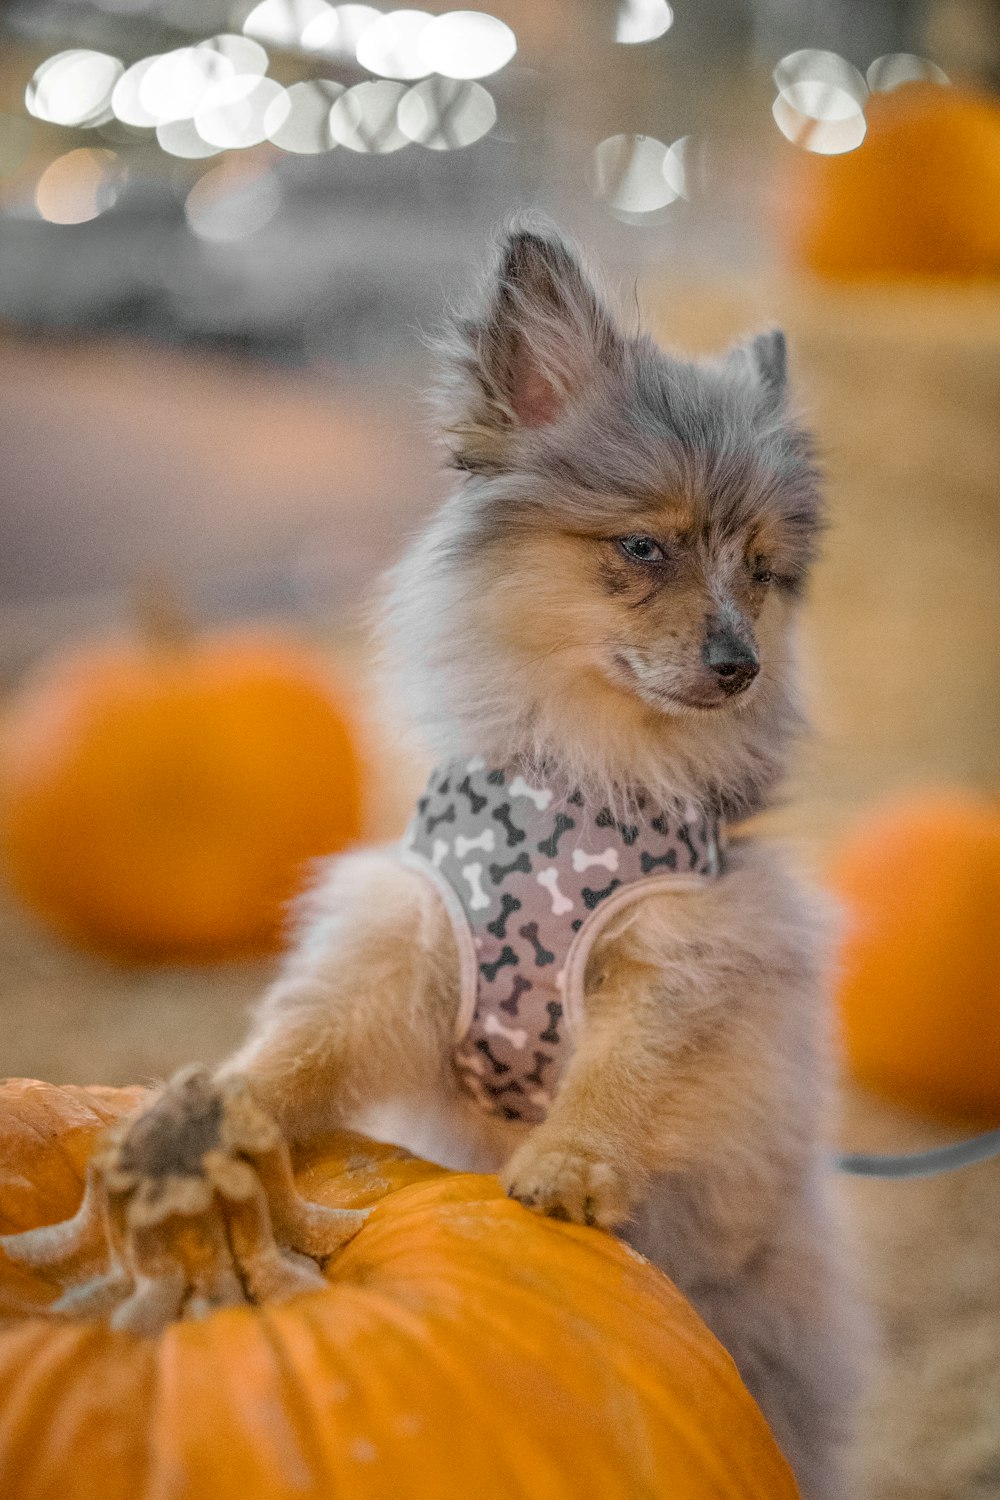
{"left": 501, "top": 952, "right": 676, "bottom": 1226}
{"left": 217, "top": 850, "right": 461, "bottom": 1139}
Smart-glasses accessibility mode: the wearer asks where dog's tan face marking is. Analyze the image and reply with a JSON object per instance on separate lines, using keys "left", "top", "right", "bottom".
{"left": 475, "top": 493, "right": 797, "bottom": 718}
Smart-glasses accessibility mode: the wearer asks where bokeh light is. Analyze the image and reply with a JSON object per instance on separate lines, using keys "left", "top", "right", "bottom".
{"left": 265, "top": 80, "right": 344, "bottom": 153}
{"left": 772, "top": 50, "right": 868, "bottom": 155}
{"left": 615, "top": 0, "right": 673, "bottom": 45}
{"left": 302, "top": 5, "right": 382, "bottom": 59}
{"left": 195, "top": 76, "right": 289, "bottom": 150}
{"left": 184, "top": 160, "right": 281, "bottom": 241}
{"left": 197, "top": 35, "right": 269, "bottom": 79}
{"left": 772, "top": 94, "right": 866, "bottom": 154}
{"left": 355, "top": 11, "right": 434, "bottom": 80}
{"left": 662, "top": 135, "right": 690, "bottom": 199}
{"left": 420, "top": 12, "right": 517, "bottom": 79}
{"left": 138, "top": 48, "right": 234, "bottom": 126}
{"left": 26, "top": 51, "right": 124, "bottom": 128}
{"left": 35, "top": 148, "right": 125, "bottom": 224}
{"left": 774, "top": 49, "right": 867, "bottom": 108}
{"left": 329, "top": 80, "right": 409, "bottom": 152}
{"left": 111, "top": 58, "right": 166, "bottom": 128}
{"left": 242, "top": 0, "right": 333, "bottom": 49}
{"left": 155, "top": 117, "right": 224, "bottom": 160}
{"left": 590, "top": 133, "right": 679, "bottom": 216}
{"left": 397, "top": 78, "right": 496, "bottom": 149}
{"left": 867, "top": 54, "right": 950, "bottom": 92}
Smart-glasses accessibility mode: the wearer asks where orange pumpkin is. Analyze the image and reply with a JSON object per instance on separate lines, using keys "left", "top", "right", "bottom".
{"left": 0, "top": 1078, "right": 799, "bottom": 1500}
{"left": 0, "top": 623, "right": 363, "bottom": 960}
{"left": 779, "top": 82, "right": 1000, "bottom": 280}
{"left": 830, "top": 793, "right": 1000, "bottom": 1122}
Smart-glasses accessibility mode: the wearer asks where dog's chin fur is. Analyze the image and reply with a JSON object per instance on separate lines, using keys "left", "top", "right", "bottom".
{"left": 379, "top": 514, "right": 805, "bottom": 820}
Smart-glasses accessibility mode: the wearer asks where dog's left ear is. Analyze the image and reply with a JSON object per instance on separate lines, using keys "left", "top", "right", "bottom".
{"left": 440, "top": 227, "right": 623, "bottom": 472}
{"left": 725, "top": 329, "right": 788, "bottom": 406}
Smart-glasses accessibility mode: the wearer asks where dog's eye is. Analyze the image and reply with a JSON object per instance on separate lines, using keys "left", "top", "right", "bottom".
{"left": 751, "top": 560, "right": 775, "bottom": 585}
{"left": 617, "top": 535, "right": 665, "bottom": 564}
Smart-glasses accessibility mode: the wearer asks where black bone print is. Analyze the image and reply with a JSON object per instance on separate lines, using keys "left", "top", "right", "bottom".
{"left": 427, "top": 804, "right": 457, "bottom": 834}
{"left": 416, "top": 795, "right": 429, "bottom": 815}
{"left": 457, "top": 775, "right": 487, "bottom": 814}
{"left": 519, "top": 921, "right": 555, "bottom": 967}
{"left": 651, "top": 812, "right": 671, "bottom": 837}
{"left": 499, "top": 973, "right": 533, "bottom": 1017}
{"left": 486, "top": 769, "right": 505, "bottom": 786}
{"left": 484, "top": 1078, "right": 524, "bottom": 1098}
{"left": 678, "top": 824, "right": 699, "bottom": 869}
{"left": 596, "top": 807, "right": 639, "bottom": 845}
{"left": 489, "top": 852, "right": 531, "bottom": 885}
{"left": 641, "top": 848, "right": 678, "bottom": 873}
{"left": 437, "top": 775, "right": 451, "bottom": 795}
{"left": 475, "top": 1037, "right": 510, "bottom": 1075}
{"left": 524, "top": 1051, "right": 554, "bottom": 1087}
{"left": 540, "top": 1001, "right": 563, "bottom": 1045}
{"left": 571, "top": 918, "right": 583, "bottom": 932}
{"left": 480, "top": 946, "right": 518, "bottom": 983}
{"left": 567, "top": 788, "right": 584, "bottom": 806}
{"left": 537, "top": 812, "right": 575, "bottom": 858}
{"left": 582, "top": 878, "right": 622, "bottom": 909}
{"left": 487, "top": 893, "right": 521, "bottom": 939}
{"left": 492, "top": 802, "right": 526, "bottom": 847}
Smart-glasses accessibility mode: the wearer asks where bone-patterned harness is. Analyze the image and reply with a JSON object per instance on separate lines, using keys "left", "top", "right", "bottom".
{"left": 400, "top": 759, "right": 725, "bottom": 1124}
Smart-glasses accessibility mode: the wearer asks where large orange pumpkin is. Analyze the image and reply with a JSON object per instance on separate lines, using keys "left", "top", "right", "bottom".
{"left": 830, "top": 793, "right": 1000, "bottom": 1122}
{"left": 779, "top": 82, "right": 1000, "bottom": 280}
{"left": 0, "top": 1078, "right": 799, "bottom": 1500}
{"left": 0, "top": 625, "right": 363, "bottom": 960}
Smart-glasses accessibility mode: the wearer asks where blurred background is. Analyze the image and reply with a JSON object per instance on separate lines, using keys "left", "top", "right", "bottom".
{"left": 0, "top": 1, "right": 998, "bottom": 1495}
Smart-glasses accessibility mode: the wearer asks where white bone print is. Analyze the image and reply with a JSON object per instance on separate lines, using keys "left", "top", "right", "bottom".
{"left": 461, "top": 862, "right": 490, "bottom": 910}
{"left": 509, "top": 775, "right": 553, "bottom": 811}
{"left": 431, "top": 838, "right": 449, "bottom": 868}
{"left": 571, "top": 846, "right": 619, "bottom": 874}
{"left": 484, "top": 1013, "right": 528, "bottom": 1050}
{"left": 454, "top": 829, "right": 496, "bottom": 857}
{"left": 465, "top": 755, "right": 486, "bottom": 772}
{"left": 536, "top": 866, "right": 573, "bottom": 915}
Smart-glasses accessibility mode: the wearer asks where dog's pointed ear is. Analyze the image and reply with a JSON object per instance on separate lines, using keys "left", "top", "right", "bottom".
{"left": 725, "top": 328, "right": 788, "bottom": 406}
{"left": 440, "top": 228, "right": 623, "bottom": 472}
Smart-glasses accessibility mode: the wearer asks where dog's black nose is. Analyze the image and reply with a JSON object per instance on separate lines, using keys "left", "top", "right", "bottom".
{"left": 703, "top": 630, "right": 760, "bottom": 695}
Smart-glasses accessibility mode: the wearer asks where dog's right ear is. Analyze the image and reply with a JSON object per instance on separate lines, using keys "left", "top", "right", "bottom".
{"left": 439, "top": 228, "right": 623, "bottom": 472}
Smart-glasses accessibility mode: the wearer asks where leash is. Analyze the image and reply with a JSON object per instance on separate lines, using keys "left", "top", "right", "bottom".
{"left": 836, "top": 1127, "right": 1000, "bottom": 1179}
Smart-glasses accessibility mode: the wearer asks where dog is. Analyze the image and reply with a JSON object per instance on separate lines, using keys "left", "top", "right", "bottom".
{"left": 193, "top": 227, "right": 862, "bottom": 1495}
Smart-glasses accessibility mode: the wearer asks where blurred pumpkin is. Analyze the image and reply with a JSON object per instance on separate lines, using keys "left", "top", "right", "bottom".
{"left": 0, "top": 1077, "right": 799, "bottom": 1500}
{"left": 0, "top": 609, "right": 363, "bottom": 960}
{"left": 829, "top": 793, "right": 1000, "bottom": 1122}
{"left": 780, "top": 82, "right": 1000, "bottom": 280}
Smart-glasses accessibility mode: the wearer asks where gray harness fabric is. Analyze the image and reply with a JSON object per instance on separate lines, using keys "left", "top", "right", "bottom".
{"left": 401, "top": 758, "right": 724, "bottom": 1124}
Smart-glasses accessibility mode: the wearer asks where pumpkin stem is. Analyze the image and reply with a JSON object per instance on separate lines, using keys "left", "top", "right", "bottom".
{"left": 0, "top": 1068, "right": 369, "bottom": 1336}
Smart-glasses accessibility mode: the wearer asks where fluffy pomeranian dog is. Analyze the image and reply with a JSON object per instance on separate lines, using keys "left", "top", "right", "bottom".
{"left": 161, "top": 228, "right": 863, "bottom": 1494}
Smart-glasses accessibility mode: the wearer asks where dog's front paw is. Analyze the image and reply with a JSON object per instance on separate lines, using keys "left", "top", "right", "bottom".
{"left": 502, "top": 1143, "right": 630, "bottom": 1228}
